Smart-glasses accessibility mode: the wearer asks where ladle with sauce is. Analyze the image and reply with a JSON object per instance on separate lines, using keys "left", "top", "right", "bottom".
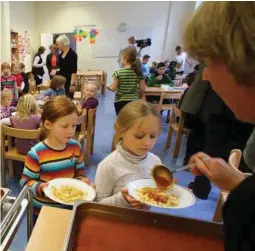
{"left": 151, "top": 164, "right": 194, "bottom": 190}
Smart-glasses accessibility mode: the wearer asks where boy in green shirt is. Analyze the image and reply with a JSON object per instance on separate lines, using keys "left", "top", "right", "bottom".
{"left": 147, "top": 62, "right": 174, "bottom": 87}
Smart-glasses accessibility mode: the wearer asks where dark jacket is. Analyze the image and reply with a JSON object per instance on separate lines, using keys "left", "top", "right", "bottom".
{"left": 32, "top": 53, "right": 44, "bottom": 77}
{"left": 46, "top": 53, "right": 59, "bottom": 73}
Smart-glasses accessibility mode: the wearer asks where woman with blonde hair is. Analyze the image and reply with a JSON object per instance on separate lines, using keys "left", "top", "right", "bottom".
{"left": 3, "top": 94, "right": 41, "bottom": 154}
{"left": 50, "top": 35, "right": 78, "bottom": 99}
{"left": 183, "top": 2, "right": 255, "bottom": 250}
{"left": 95, "top": 100, "right": 161, "bottom": 208}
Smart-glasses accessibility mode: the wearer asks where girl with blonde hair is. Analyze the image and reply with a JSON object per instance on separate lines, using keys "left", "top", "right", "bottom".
{"left": 20, "top": 96, "right": 93, "bottom": 223}
{"left": 0, "top": 89, "right": 16, "bottom": 120}
{"left": 2, "top": 94, "right": 41, "bottom": 154}
{"left": 95, "top": 99, "right": 162, "bottom": 208}
{"left": 108, "top": 46, "right": 146, "bottom": 115}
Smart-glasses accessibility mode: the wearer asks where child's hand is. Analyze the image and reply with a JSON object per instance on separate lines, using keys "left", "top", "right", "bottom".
{"left": 121, "top": 188, "right": 144, "bottom": 209}
{"left": 80, "top": 177, "right": 96, "bottom": 189}
{"left": 43, "top": 96, "right": 50, "bottom": 102}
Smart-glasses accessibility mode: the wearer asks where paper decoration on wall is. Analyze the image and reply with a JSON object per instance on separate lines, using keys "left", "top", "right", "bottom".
{"left": 73, "top": 28, "right": 99, "bottom": 44}
{"left": 18, "top": 31, "right": 31, "bottom": 62}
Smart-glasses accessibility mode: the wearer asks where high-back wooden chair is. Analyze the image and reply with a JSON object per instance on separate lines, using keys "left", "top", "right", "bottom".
{"left": 157, "top": 92, "right": 182, "bottom": 112}
{"left": 74, "top": 108, "right": 97, "bottom": 166}
{"left": 165, "top": 106, "right": 189, "bottom": 158}
{"left": 213, "top": 149, "right": 242, "bottom": 222}
{"left": 1, "top": 125, "right": 40, "bottom": 187}
{"left": 74, "top": 78, "right": 88, "bottom": 101}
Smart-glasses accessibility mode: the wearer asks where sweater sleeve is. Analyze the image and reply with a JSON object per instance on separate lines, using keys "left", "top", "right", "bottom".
{"left": 146, "top": 74, "right": 160, "bottom": 87}
{"left": 164, "top": 75, "right": 175, "bottom": 86}
{"left": 33, "top": 56, "right": 44, "bottom": 68}
{"left": 74, "top": 142, "right": 87, "bottom": 179}
{"left": 20, "top": 148, "right": 45, "bottom": 197}
{"left": 70, "top": 51, "right": 78, "bottom": 74}
{"left": 95, "top": 161, "right": 130, "bottom": 207}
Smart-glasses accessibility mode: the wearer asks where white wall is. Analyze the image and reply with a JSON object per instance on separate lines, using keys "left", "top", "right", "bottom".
{"left": 35, "top": 1, "right": 196, "bottom": 82}
{"left": 9, "top": 1, "right": 38, "bottom": 70}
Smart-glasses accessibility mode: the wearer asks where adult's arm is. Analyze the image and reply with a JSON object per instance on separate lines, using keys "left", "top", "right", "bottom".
{"left": 70, "top": 51, "right": 78, "bottom": 86}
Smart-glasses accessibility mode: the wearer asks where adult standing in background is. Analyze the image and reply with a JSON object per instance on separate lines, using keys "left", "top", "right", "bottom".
{"left": 50, "top": 35, "right": 78, "bottom": 99}
{"left": 32, "top": 46, "right": 46, "bottom": 85}
{"left": 46, "top": 44, "right": 59, "bottom": 80}
{"left": 175, "top": 45, "right": 187, "bottom": 75}
{"left": 118, "top": 36, "right": 143, "bottom": 67}
{"left": 141, "top": 55, "right": 150, "bottom": 78}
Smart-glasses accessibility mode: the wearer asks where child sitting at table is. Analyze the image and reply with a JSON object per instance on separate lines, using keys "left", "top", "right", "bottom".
{"left": 2, "top": 94, "right": 41, "bottom": 154}
{"left": 95, "top": 100, "right": 162, "bottom": 208}
{"left": 0, "top": 89, "right": 16, "bottom": 120}
{"left": 147, "top": 62, "right": 174, "bottom": 87}
{"left": 42, "top": 75, "right": 66, "bottom": 101}
{"left": 20, "top": 96, "right": 93, "bottom": 223}
{"left": 149, "top": 61, "right": 158, "bottom": 75}
{"left": 12, "top": 63, "right": 25, "bottom": 96}
{"left": 1, "top": 62, "right": 18, "bottom": 106}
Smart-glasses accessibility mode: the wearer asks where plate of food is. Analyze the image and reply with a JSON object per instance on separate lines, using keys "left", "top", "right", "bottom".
{"left": 127, "top": 179, "right": 195, "bottom": 209}
{"left": 43, "top": 178, "right": 96, "bottom": 206}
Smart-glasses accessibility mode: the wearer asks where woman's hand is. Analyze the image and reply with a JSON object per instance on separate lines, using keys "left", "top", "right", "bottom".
{"left": 189, "top": 152, "right": 245, "bottom": 191}
{"left": 121, "top": 188, "right": 144, "bottom": 209}
{"left": 69, "top": 85, "right": 76, "bottom": 93}
{"left": 50, "top": 70, "right": 57, "bottom": 76}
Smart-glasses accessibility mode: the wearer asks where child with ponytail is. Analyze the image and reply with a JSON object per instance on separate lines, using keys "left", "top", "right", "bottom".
{"left": 20, "top": 96, "right": 93, "bottom": 221}
{"left": 108, "top": 46, "right": 146, "bottom": 115}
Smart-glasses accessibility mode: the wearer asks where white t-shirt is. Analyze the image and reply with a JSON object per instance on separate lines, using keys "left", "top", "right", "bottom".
{"left": 175, "top": 52, "right": 187, "bottom": 73}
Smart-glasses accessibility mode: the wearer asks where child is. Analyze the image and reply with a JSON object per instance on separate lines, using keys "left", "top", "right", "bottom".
{"left": 20, "top": 96, "right": 93, "bottom": 220}
{"left": 1, "top": 62, "right": 18, "bottom": 106}
{"left": 149, "top": 61, "right": 158, "bottom": 75}
{"left": 95, "top": 100, "right": 162, "bottom": 208}
{"left": 42, "top": 75, "right": 66, "bottom": 102}
{"left": 20, "top": 63, "right": 30, "bottom": 94}
{"left": 11, "top": 63, "right": 25, "bottom": 95}
{"left": 147, "top": 62, "right": 175, "bottom": 87}
{"left": 7, "top": 94, "right": 41, "bottom": 154}
{"left": 0, "top": 89, "right": 16, "bottom": 120}
{"left": 108, "top": 46, "right": 146, "bottom": 115}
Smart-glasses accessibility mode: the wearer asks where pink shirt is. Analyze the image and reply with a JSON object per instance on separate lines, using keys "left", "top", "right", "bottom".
{"left": 10, "top": 114, "right": 41, "bottom": 154}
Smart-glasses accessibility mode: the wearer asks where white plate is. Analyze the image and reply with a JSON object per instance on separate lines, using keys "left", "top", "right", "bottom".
{"left": 43, "top": 178, "right": 96, "bottom": 205}
{"left": 127, "top": 179, "right": 195, "bottom": 209}
{"left": 11, "top": 112, "right": 16, "bottom": 116}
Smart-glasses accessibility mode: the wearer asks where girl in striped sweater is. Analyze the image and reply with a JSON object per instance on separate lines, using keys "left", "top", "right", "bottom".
{"left": 20, "top": 96, "right": 93, "bottom": 222}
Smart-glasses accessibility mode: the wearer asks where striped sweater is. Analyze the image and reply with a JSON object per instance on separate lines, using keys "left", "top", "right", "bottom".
{"left": 20, "top": 139, "right": 87, "bottom": 215}
{"left": 113, "top": 68, "right": 145, "bottom": 103}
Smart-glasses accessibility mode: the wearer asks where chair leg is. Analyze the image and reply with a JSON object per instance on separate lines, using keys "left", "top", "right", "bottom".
{"left": 1, "top": 158, "right": 6, "bottom": 187}
{"left": 103, "top": 84, "right": 106, "bottom": 97}
{"left": 85, "top": 138, "right": 91, "bottom": 167}
{"left": 165, "top": 126, "right": 173, "bottom": 148}
{"left": 173, "top": 131, "right": 182, "bottom": 158}
{"left": 8, "top": 160, "right": 14, "bottom": 178}
{"left": 90, "top": 132, "right": 95, "bottom": 154}
{"left": 213, "top": 194, "right": 223, "bottom": 222}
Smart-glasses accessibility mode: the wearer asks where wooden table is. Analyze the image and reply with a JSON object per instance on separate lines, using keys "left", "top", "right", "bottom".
{"left": 25, "top": 207, "right": 72, "bottom": 251}
{"left": 37, "top": 81, "right": 50, "bottom": 92}
{"left": 142, "top": 86, "right": 185, "bottom": 100}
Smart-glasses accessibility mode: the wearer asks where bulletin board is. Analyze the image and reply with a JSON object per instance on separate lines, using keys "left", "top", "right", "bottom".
{"left": 92, "top": 26, "right": 152, "bottom": 58}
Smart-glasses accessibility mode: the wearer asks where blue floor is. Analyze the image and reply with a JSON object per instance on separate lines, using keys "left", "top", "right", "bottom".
{"left": 7, "top": 91, "right": 220, "bottom": 251}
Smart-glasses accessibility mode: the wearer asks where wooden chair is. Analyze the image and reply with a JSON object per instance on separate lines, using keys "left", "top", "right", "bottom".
{"left": 165, "top": 106, "right": 189, "bottom": 158}
{"left": 1, "top": 125, "right": 40, "bottom": 187}
{"left": 157, "top": 92, "right": 182, "bottom": 112}
{"left": 101, "top": 72, "right": 107, "bottom": 97}
{"left": 212, "top": 149, "right": 242, "bottom": 222}
{"left": 88, "top": 69, "right": 101, "bottom": 71}
{"left": 74, "top": 78, "right": 88, "bottom": 101}
{"left": 75, "top": 108, "right": 97, "bottom": 166}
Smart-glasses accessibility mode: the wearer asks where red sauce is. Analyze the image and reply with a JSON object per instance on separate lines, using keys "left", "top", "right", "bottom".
{"left": 72, "top": 216, "right": 224, "bottom": 251}
{"left": 154, "top": 175, "right": 171, "bottom": 188}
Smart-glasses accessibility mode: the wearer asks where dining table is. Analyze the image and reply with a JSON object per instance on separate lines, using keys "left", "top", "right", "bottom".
{"left": 142, "top": 85, "right": 186, "bottom": 100}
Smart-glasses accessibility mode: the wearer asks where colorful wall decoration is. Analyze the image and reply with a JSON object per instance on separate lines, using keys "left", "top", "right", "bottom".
{"left": 18, "top": 31, "right": 31, "bottom": 62}
{"left": 73, "top": 28, "right": 99, "bottom": 44}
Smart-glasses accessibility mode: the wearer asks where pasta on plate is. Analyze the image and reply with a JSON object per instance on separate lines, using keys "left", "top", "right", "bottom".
{"left": 52, "top": 185, "right": 87, "bottom": 203}
{"left": 136, "top": 187, "right": 179, "bottom": 207}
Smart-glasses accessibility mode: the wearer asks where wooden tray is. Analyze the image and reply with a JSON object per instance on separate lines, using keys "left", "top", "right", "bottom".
{"left": 63, "top": 202, "right": 224, "bottom": 251}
